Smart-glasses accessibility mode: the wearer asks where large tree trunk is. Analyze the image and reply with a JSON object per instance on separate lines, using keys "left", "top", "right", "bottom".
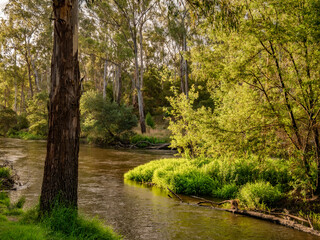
{"left": 40, "top": 0, "right": 80, "bottom": 213}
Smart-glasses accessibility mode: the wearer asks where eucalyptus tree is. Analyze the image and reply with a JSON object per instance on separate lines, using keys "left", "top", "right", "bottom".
{"left": 40, "top": 0, "right": 81, "bottom": 213}
{"left": 89, "top": 0, "right": 157, "bottom": 133}
{"left": 80, "top": 3, "right": 132, "bottom": 103}
{"left": 3, "top": 0, "right": 52, "bottom": 98}
{"left": 164, "top": 0, "right": 193, "bottom": 97}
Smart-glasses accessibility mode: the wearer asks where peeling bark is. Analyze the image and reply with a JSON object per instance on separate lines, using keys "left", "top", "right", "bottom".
{"left": 40, "top": 0, "right": 81, "bottom": 213}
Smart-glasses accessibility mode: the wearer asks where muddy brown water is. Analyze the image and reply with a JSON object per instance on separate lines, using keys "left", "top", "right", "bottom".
{"left": 1, "top": 138, "right": 318, "bottom": 240}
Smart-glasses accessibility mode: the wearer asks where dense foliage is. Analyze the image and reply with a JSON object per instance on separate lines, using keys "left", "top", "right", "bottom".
{"left": 80, "top": 90, "right": 137, "bottom": 144}
{"left": 0, "top": 0, "right": 320, "bottom": 201}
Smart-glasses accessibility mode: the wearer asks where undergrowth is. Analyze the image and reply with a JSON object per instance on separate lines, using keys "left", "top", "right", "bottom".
{"left": 8, "top": 130, "right": 45, "bottom": 140}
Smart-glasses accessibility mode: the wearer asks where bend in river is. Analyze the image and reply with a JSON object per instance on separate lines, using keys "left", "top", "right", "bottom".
{"left": 1, "top": 138, "right": 318, "bottom": 240}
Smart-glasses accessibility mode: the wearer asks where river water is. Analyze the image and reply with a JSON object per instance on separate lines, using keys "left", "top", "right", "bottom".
{"left": 0, "top": 138, "right": 318, "bottom": 240}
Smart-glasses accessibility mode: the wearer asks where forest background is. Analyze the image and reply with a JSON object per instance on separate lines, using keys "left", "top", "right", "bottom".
{"left": 0, "top": 0, "right": 320, "bottom": 207}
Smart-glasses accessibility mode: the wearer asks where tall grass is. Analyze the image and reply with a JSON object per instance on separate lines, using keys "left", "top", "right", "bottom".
{"left": 0, "top": 192, "right": 121, "bottom": 240}
{"left": 125, "top": 156, "right": 290, "bottom": 207}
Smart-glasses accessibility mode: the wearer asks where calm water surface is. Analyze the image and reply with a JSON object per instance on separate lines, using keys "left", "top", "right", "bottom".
{"left": 1, "top": 138, "right": 318, "bottom": 240}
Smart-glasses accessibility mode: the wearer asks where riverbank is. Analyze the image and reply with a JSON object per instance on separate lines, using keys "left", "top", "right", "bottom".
{"left": 0, "top": 165, "right": 121, "bottom": 240}
{"left": 0, "top": 194, "right": 121, "bottom": 240}
{"left": 124, "top": 156, "right": 320, "bottom": 232}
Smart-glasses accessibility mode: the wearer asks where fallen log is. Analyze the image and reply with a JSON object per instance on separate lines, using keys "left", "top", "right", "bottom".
{"left": 179, "top": 192, "right": 320, "bottom": 236}
{"left": 228, "top": 209, "right": 320, "bottom": 236}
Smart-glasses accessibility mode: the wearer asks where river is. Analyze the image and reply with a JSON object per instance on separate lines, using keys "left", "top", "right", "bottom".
{"left": 0, "top": 138, "right": 318, "bottom": 240}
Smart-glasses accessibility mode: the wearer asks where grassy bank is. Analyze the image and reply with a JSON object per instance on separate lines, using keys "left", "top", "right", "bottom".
{"left": 0, "top": 192, "right": 121, "bottom": 240}
{"left": 124, "top": 156, "right": 320, "bottom": 229}
{"left": 8, "top": 130, "right": 46, "bottom": 140}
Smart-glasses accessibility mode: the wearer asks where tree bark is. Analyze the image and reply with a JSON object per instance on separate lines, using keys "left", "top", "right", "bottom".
{"left": 103, "top": 59, "right": 108, "bottom": 100}
{"left": 138, "top": 22, "right": 146, "bottom": 133}
{"left": 115, "top": 65, "right": 122, "bottom": 104}
{"left": 40, "top": 0, "right": 81, "bottom": 213}
{"left": 183, "top": 33, "right": 189, "bottom": 98}
{"left": 28, "top": 47, "right": 40, "bottom": 91}
{"left": 14, "top": 49, "right": 18, "bottom": 112}
{"left": 20, "top": 78, "right": 25, "bottom": 113}
{"left": 26, "top": 56, "right": 34, "bottom": 98}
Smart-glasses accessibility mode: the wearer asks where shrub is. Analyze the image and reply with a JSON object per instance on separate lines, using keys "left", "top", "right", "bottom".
{"left": 81, "top": 90, "right": 137, "bottom": 144}
{"left": 168, "top": 167, "right": 218, "bottom": 195}
{"left": 238, "top": 181, "right": 282, "bottom": 208}
{"left": 146, "top": 112, "right": 155, "bottom": 129}
{"left": 15, "top": 114, "right": 29, "bottom": 130}
{"left": 0, "top": 109, "right": 17, "bottom": 136}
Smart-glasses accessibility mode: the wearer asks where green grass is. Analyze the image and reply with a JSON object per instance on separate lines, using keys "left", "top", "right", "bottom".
{"left": 130, "top": 134, "right": 169, "bottom": 147}
{"left": 0, "top": 167, "right": 11, "bottom": 179}
{"left": 0, "top": 220, "right": 61, "bottom": 240}
{"left": 0, "top": 192, "right": 121, "bottom": 240}
{"left": 238, "top": 181, "right": 283, "bottom": 208}
{"left": 8, "top": 130, "right": 45, "bottom": 140}
{"left": 124, "top": 156, "right": 290, "bottom": 208}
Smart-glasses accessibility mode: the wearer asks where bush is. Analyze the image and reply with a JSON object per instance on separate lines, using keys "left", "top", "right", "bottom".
{"left": 163, "top": 166, "right": 218, "bottom": 195}
{"left": 238, "top": 181, "right": 282, "bottom": 208}
{"left": 15, "top": 114, "right": 29, "bottom": 130}
{"left": 0, "top": 109, "right": 17, "bottom": 136}
{"left": 81, "top": 91, "right": 137, "bottom": 144}
{"left": 145, "top": 112, "right": 155, "bottom": 129}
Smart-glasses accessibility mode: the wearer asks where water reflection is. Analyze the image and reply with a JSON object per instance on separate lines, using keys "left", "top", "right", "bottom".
{"left": 0, "top": 138, "right": 318, "bottom": 240}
